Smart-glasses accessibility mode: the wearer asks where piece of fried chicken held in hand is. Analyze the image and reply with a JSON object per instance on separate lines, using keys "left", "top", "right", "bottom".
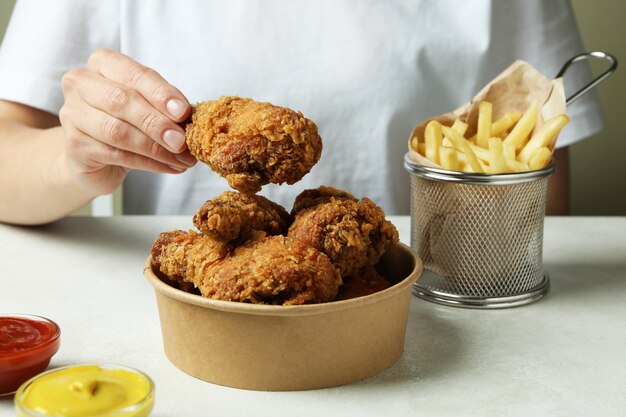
{"left": 185, "top": 96, "right": 323, "bottom": 194}
{"left": 193, "top": 191, "right": 292, "bottom": 242}
{"left": 288, "top": 187, "right": 399, "bottom": 277}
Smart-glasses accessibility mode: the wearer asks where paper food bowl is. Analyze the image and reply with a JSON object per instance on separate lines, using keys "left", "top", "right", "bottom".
{"left": 144, "top": 243, "right": 422, "bottom": 391}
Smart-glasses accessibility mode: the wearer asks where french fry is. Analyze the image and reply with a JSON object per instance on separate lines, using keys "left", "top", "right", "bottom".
{"left": 442, "top": 118, "right": 467, "bottom": 147}
{"left": 457, "top": 152, "right": 489, "bottom": 172}
{"left": 411, "top": 136, "right": 419, "bottom": 152}
{"left": 424, "top": 120, "right": 443, "bottom": 164}
{"left": 506, "top": 159, "right": 530, "bottom": 173}
{"left": 503, "top": 101, "right": 539, "bottom": 150}
{"left": 439, "top": 146, "right": 459, "bottom": 171}
{"left": 469, "top": 112, "right": 522, "bottom": 143}
{"left": 518, "top": 114, "right": 570, "bottom": 163}
{"left": 418, "top": 142, "right": 426, "bottom": 156}
{"left": 488, "top": 137, "right": 508, "bottom": 174}
{"left": 442, "top": 126, "right": 483, "bottom": 173}
{"left": 478, "top": 159, "right": 489, "bottom": 173}
{"left": 528, "top": 147, "right": 552, "bottom": 170}
{"left": 476, "top": 101, "right": 493, "bottom": 148}
{"left": 503, "top": 142, "right": 516, "bottom": 162}
{"left": 451, "top": 119, "right": 468, "bottom": 136}
{"left": 491, "top": 112, "right": 522, "bottom": 137}
{"left": 414, "top": 100, "right": 565, "bottom": 175}
{"left": 468, "top": 142, "right": 491, "bottom": 163}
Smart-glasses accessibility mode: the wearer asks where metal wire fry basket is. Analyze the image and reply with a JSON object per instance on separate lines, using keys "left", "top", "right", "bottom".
{"left": 404, "top": 155, "right": 553, "bottom": 308}
{"left": 403, "top": 52, "right": 617, "bottom": 308}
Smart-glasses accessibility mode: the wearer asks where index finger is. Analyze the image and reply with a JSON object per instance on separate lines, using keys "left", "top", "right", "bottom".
{"left": 86, "top": 48, "right": 191, "bottom": 123}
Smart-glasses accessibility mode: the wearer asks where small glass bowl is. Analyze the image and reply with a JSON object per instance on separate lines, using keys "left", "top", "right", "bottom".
{"left": 14, "top": 364, "right": 155, "bottom": 417}
{"left": 0, "top": 314, "right": 61, "bottom": 396}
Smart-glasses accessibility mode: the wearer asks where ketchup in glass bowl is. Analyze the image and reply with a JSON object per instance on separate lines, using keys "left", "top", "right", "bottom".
{"left": 0, "top": 314, "right": 61, "bottom": 395}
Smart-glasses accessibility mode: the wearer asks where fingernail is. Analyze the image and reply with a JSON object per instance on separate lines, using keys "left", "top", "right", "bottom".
{"left": 163, "top": 129, "right": 186, "bottom": 152}
{"left": 175, "top": 152, "right": 197, "bottom": 166}
{"left": 167, "top": 99, "right": 188, "bottom": 119}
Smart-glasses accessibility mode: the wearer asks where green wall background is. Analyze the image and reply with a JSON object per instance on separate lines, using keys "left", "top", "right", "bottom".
{"left": 569, "top": 0, "right": 626, "bottom": 215}
{"left": 1, "top": 1, "right": 624, "bottom": 215}
{"left": 0, "top": 1, "right": 12, "bottom": 36}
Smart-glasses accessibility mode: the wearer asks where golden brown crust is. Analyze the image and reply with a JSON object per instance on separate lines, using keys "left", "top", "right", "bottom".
{"left": 201, "top": 234, "right": 342, "bottom": 305}
{"left": 288, "top": 188, "right": 399, "bottom": 277}
{"left": 151, "top": 231, "right": 341, "bottom": 305}
{"left": 150, "top": 230, "right": 232, "bottom": 291}
{"left": 193, "top": 191, "right": 292, "bottom": 242}
{"left": 185, "top": 96, "right": 323, "bottom": 194}
{"left": 291, "top": 186, "right": 357, "bottom": 215}
{"left": 335, "top": 266, "right": 392, "bottom": 301}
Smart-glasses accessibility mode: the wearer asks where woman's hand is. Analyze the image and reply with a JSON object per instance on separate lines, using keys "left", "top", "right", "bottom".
{"left": 59, "top": 48, "right": 196, "bottom": 195}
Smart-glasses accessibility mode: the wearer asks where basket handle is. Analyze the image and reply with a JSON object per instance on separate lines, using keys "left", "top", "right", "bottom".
{"left": 556, "top": 51, "right": 618, "bottom": 105}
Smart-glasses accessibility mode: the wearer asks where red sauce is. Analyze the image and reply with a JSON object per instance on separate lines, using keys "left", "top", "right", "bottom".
{"left": 0, "top": 315, "right": 60, "bottom": 395}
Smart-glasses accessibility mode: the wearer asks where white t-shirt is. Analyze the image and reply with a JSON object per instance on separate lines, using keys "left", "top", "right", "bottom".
{"left": 0, "top": 0, "right": 603, "bottom": 215}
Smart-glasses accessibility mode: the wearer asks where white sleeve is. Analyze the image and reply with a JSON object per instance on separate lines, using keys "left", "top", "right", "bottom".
{"left": 484, "top": 0, "right": 604, "bottom": 148}
{"left": 0, "top": 0, "right": 119, "bottom": 115}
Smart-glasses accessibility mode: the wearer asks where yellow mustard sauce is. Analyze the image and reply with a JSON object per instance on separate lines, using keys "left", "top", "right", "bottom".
{"left": 17, "top": 365, "right": 154, "bottom": 417}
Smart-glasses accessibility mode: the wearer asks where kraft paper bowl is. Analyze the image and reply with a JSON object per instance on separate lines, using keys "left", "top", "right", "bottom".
{"left": 144, "top": 243, "right": 422, "bottom": 391}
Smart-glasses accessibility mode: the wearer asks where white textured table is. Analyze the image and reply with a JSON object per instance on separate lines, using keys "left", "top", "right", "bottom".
{"left": 1, "top": 216, "right": 625, "bottom": 416}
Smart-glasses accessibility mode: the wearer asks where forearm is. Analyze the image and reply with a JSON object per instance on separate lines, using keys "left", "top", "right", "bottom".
{"left": 0, "top": 121, "right": 98, "bottom": 224}
{"left": 0, "top": 50, "right": 196, "bottom": 226}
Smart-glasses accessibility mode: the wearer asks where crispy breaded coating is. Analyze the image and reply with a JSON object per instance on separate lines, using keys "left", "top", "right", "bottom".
{"left": 291, "top": 185, "right": 357, "bottom": 215}
{"left": 335, "top": 267, "right": 392, "bottom": 301}
{"left": 185, "top": 96, "right": 323, "bottom": 194}
{"left": 151, "top": 230, "right": 232, "bottom": 291}
{"left": 193, "top": 191, "right": 292, "bottom": 242}
{"left": 288, "top": 188, "right": 399, "bottom": 277}
{"left": 152, "top": 231, "right": 341, "bottom": 305}
{"left": 201, "top": 234, "right": 341, "bottom": 305}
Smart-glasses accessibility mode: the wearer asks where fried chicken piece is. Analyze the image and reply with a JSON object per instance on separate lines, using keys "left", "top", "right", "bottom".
{"left": 288, "top": 187, "right": 399, "bottom": 277}
{"left": 291, "top": 185, "right": 357, "bottom": 215}
{"left": 202, "top": 234, "right": 341, "bottom": 305}
{"left": 335, "top": 266, "right": 392, "bottom": 301}
{"left": 185, "top": 96, "right": 323, "bottom": 194}
{"left": 151, "top": 230, "right": 232, "bottom": 292}
{"left": 152, "top": 231, "right": 341, "bottom": 305}
{"left": 193, "top": 191, "right": 292, "bottom": 242}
